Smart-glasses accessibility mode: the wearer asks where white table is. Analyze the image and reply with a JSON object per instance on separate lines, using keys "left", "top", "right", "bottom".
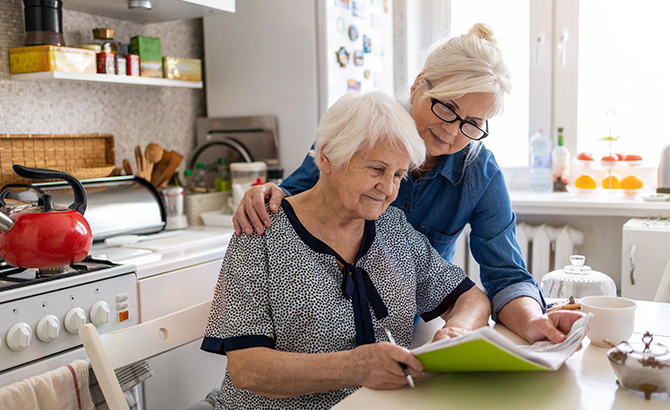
{"left": 334, "top": 301, "right": 670, "bottom": 409}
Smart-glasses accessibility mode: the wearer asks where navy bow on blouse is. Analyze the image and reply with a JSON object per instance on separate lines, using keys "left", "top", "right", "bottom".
{"left": 281, "top": 199, "right": 389, "bottom": 346}
{"left": 340, "top": 263, "right": 388, "bottom": 346}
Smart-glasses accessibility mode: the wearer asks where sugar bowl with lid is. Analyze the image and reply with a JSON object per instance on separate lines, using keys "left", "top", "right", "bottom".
{"left": 607, "top": 331, "right": 670, "bottom": 400}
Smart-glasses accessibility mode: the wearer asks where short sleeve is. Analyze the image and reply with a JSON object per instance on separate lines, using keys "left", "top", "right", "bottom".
{"left": 201, "top": 231, "right": 275, "bottom": 355}
{"left": 380, "top": 208, "right": 475, "bottom": 321}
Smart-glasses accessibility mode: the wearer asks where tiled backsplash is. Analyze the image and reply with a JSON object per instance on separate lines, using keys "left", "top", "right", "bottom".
{"left": 0, "top": 0, "right": 205, "bottom": 175}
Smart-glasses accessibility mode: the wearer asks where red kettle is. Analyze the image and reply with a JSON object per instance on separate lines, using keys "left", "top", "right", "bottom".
{"left": 0, "top": 165, "right": 92, "bottom": 268}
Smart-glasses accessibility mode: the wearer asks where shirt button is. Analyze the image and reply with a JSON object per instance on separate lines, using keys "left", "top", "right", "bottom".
{"left": 417, "top": 180, "right": 424, "bottom": 184}
{"left": 405, "top": 204, "right": 410, "bottom": 210}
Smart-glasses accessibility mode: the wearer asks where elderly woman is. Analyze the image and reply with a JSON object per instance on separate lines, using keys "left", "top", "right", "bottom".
{"left": 201, "top": 91, "right": 491, "bottom": 409}
{"left": 233, "top": 24, "right": 584, "bottom": 344}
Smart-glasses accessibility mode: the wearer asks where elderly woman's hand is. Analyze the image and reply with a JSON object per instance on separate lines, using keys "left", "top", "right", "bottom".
{"left": 232, "top": 183, "right": 285, "bottom": 236}
{"left": 431, "top": 326, "right": 471, "bottom": 342}
{"left": 526, "top": 310, "right": 585, "bottom": 345}
{"left": 352, "top": 342, "right": 423, "bottom": 390}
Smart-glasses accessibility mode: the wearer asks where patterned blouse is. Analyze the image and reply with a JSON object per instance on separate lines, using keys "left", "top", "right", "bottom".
{"left": 201, "top": 199, "right": 474, "bottom": 409}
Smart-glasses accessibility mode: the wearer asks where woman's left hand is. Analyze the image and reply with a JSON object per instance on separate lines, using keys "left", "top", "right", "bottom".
{"left": 526, "top": 310, "right": 585, "bottom": 344}
{"left": 431, "top": 326, "right": 470, "bottom": 342}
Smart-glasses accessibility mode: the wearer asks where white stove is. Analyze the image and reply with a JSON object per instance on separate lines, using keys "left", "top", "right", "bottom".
{"left": 0, "top": 259, "right": 138, "bottom": 386}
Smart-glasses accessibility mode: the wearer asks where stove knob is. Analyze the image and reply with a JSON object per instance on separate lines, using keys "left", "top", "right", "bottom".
{"left": 36, "top": 315, "right": 61, "bottom": 342}
{"left": 90, "top": 301, "right": 111, "bottom": 326}
{"left": 7, "top": 322, "right": 32, "bottom": 351}
{"left": 64, "top": 307, "right": 87, "bottom": 333}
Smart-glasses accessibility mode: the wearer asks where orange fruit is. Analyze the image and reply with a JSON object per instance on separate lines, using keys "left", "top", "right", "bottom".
{"left": 602, "top": 174, "right": 621, "bottom": 189}
{"left": 620, "top": 175, "right": 643, "bottom": 190}
{"left": 575, "top": 174, "right": 597, "bottom": 189}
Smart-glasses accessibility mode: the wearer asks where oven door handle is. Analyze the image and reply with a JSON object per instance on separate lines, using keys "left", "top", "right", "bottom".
{"left": 629, "top": 244, "right": 636, "bottom": 285}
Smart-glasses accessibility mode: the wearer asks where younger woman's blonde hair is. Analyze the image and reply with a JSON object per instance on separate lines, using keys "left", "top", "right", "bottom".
{"left": 421, "top": 23, "right": 512, "bottom": 118}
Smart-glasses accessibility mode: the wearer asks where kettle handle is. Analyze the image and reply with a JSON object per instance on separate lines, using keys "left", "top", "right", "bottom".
{"left": 12, "top": 165, "right": 87, "bottom": 215}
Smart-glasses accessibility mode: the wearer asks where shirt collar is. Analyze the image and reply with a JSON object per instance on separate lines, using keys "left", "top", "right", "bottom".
{"left": 422, "top": 143, "right": 470, "bottom": 184}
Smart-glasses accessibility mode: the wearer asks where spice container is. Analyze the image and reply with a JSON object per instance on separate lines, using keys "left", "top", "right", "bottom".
{"left": 96, "top": 52, "right": 115, "bottom": 74}
{"left": 115, "top": 54, "right": 127, "bottom": 75}
{"left": 92, "top": 28, "right": 117, "bottom": 54}
{"left": 125, "top": 54, "right": 140, "bottom": 76}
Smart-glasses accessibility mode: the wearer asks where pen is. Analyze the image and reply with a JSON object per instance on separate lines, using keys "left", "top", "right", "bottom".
{"left": 383, "top": 327, "right": 415, "bottom": 388}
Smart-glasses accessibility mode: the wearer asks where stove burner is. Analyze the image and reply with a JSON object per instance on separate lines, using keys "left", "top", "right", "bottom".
{"left": 36, "top": 265, "right": 69, "bottom": 278}
{"left": 0, "top": 257, "right": 120, "bottom": 292}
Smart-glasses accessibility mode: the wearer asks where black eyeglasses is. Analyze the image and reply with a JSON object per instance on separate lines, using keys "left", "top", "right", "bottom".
{"left": 425, "top": 79, "right": 489, "bottom": 141}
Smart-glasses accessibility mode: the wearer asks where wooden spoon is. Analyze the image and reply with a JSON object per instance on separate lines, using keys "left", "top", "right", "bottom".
{"left": 122, "top": 159, "right": 133, "bottom": 175}
{"left": 151, "top": 150, "right": 173, "bottom": 186}
{"left": 135, "top": 145, "right": 147, "bottom": 180}
{"left": 145, "top": 143, "right": 164, "bottom": 179}
{"left": 155, "top": 150, "right": 184, "bottom": 188}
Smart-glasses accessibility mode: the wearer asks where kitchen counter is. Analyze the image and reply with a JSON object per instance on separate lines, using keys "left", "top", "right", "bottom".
{"left": 510, "top": 190, "right": 670, "bottom": 217}
{"left": 335, "top": 301, "right": 670, "bottom": 409}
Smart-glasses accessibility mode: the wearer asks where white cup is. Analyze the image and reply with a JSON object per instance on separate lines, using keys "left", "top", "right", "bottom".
{"left": 580, "top": 296, "right": 637, "bottom": 347}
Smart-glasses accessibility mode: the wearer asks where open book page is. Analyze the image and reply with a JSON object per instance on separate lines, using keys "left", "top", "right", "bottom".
{"left": 411, "top": 313, "right": 593, "bottom": 372}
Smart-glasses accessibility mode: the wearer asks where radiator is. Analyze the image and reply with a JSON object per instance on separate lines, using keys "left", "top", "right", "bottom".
{"left": 453, "top": 223, "right": 584, "bottom": 287}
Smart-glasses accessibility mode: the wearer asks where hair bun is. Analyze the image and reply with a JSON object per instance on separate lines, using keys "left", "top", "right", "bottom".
{"left": 468, "top": 23, "right": 496, "bottom": 45}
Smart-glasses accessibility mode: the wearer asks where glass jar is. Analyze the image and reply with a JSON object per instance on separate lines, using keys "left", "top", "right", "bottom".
{"left": 230, "top": 161, "right": 267, "bottom": 192}
{"left": 539, "top": 255, "right": 617, "bottom": 299}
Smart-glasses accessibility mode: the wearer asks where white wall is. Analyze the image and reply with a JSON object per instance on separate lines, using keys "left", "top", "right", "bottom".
{"left": 203, "top": 0, "right": 320, "bottom": 175}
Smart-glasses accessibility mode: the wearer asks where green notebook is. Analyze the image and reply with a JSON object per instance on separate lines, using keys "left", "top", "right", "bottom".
{"left": 412, "top": 313, "right": 592, "bottom": 372}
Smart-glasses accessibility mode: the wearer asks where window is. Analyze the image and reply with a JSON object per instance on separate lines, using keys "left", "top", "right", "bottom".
{"left": 415, "top": 0, "right": 667, "bottom": 170}
{"left": 450, "top": 0, "right": 530, "bottom": 167}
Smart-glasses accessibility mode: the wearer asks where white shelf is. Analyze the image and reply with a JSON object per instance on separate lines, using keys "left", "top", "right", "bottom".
{"left": 63, "top": 0, "right": 235, "bottom": 24}
{"left": 510, "top": 189, "right": 670, "bottom": 217}
{"left": 10, "top": 71, "right": 203, "bottom": 89}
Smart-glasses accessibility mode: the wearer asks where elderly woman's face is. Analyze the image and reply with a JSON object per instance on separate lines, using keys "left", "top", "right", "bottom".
{"left": 410, "top": 85, "right": 494, "bottom": 161}
{"left": 327, "top": 141, "right": 409, "bottom": 221}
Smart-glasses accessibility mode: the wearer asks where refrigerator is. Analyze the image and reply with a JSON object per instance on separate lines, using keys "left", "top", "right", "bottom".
{"left": 203, "top": 0, "right": 394, "bottom": 175}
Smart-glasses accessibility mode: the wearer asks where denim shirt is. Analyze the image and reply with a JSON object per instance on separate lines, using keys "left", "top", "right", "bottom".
{"left": 281, "top": 144, "right": 546, "bottom": 320}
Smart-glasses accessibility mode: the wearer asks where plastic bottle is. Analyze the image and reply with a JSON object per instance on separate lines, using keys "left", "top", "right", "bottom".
{"left": 190, "top": 162, "right": 208, "bottom": 193}
{"left": 529, "top": 129, "right": 552, "bottom": 193}
{"left": 214, "top": 158, "right": 232, "bottom": 192}
{"left": 183, "top": 169, "right": 193, "bottom": 192}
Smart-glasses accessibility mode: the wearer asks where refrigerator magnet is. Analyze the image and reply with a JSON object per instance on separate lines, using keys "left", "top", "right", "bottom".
{"left": 335, "top": 0, "right": 350, "bottom": 9}
{"left": 337, "top": 17, "right": 346, "bottom": 33}
{"left": 352, "top": 1, "right": 366, "bottom": 18}
{"left": 353, "top": 50, "right": 364, "bottom": 66}
{"left": 347, "top": 79, "right": 361, "bottom": 91}
{"left": 348, "top": 25, "right": 359, "bottom": 41}
{"left": 336, "top": 47, "right": 350, "bottom": 67}
{"left": 363, "top": 35, "right": 372, "bottom": 53}
{"left": 371, "top": 13, "right": 381, "bottom": 29}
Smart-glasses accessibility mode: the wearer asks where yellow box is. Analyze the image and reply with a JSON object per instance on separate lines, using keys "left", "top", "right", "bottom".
{"left": 162, "top": 56, "right": 202, "bottom": 81}
{"left": 10, "top": 45, "right": 96, "bottom": 74}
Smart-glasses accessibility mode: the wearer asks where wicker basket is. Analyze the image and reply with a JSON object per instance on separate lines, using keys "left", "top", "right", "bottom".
{"left": 184, "top": 191, "right": 229, "bottom": 226}
{"left": 0, "top": 133, "right": 116, "bottom": 187}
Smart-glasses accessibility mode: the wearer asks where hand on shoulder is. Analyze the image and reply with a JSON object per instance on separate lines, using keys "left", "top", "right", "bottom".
{"left": 233, "top": 183, "right": 285, "bottom": 236}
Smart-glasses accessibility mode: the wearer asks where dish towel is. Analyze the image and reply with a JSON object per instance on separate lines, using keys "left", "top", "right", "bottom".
{"left": 0, "top": 359, "right": 94, "bottom": 410}
{"left": 89, "top": 361, "right": 153, "bottom": 410}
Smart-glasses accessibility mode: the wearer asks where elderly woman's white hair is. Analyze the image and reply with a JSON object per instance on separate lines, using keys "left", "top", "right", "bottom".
{"left": 310, "top": 91, "right": 426, "bottom": 172}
